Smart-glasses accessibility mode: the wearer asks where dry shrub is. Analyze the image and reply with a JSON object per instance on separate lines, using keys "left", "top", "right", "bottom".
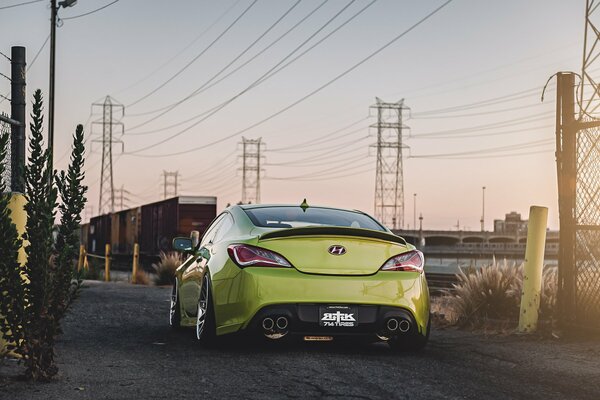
{"left": 447, "top": 262, "right": 558, "bottom": 328}
{"left": 508, "top": 267, "right": 557, "bottom": 319}
{"left": 132, "top": 269, "right": 151, "bottom": 285}
{"left": 448, "top": 262, "right": 521, "bottom": 327}
{"left": 152, "top": 252, "right": 182, "bottom": 286}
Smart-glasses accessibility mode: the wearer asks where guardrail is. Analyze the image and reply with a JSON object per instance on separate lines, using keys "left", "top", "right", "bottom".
{"left": 77, "top": 243, "right": 141, "bottom": 283}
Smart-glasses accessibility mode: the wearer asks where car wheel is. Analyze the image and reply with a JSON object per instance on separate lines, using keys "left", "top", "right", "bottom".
{"left": 196, "top": 272, "right": 216, "bottom": 345}
{"left": 389, "top": 315, "right": 430, "bottom": 352}
{"left": 169, "top": 280, "right": 182, "bottom": 330}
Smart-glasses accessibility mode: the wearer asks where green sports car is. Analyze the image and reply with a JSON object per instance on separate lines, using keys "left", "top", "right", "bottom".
{"left": 169, "top": 203, "right": 430, "bottom": 351}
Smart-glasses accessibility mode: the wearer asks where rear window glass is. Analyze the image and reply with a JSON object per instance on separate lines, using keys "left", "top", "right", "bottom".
{"left": 243, "top": 207, "right": 386, "bottom": 231}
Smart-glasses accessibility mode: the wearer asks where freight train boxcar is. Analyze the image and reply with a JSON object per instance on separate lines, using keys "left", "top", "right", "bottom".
{"left": 88, "top": 214, "right": 111, "bottom": 255}
{"left": 139, "top": 196, "right": 217, "bottom": 256}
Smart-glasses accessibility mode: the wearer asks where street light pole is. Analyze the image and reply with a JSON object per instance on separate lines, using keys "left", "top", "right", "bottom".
{"left": 480, "top": 186, "right": 486, "bottom": 232}
{"left": 48, "top": 0, "right": 57, "bottom": 171}
{"left": 48, "top": 0, "right": 77, "bottom": 172}
{"left": 413, "top": 193, "right": 417, "bottom": 231}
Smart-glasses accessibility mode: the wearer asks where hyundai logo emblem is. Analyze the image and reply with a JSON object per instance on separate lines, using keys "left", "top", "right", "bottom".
{"left": 328, "top": 245, "right": 346, "bottom": 255}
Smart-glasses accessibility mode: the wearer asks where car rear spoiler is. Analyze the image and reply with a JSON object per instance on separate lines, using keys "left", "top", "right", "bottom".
{"left": 259, "top": 226, "right": 408, "bottom": 246}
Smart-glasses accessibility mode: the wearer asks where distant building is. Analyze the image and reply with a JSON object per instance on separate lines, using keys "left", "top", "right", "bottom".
{"left": 494, "top": 211, "right": 528, "bottom": 235}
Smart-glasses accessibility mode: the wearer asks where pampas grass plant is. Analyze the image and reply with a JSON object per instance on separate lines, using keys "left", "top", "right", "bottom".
{"left": 152, "top": 252, "right": 182, "bottom": 286}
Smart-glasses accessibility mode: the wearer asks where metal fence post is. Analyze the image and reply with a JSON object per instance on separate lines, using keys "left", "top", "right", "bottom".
{"left": 10, "top": 46, "right": 25, "bottom": 193}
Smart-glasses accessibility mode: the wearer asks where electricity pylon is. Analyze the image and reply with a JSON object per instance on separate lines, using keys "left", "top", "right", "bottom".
{"left": 239, "top": 137, "right": 264, "bottom": 204}
{"left": 370, "top": 98, "right": 410, "bottom": 230}
{"left": 92, "top": 96, "right": 124, "bottom": 215}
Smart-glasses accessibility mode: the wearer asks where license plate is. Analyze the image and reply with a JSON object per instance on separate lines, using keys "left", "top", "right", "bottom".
{"left": 319, "top": 305, "right": 358, "bottom": 327}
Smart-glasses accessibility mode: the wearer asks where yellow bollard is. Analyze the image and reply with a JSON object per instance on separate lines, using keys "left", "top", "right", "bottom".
{"left": 104, "top": 244, "right": 111, "bottom": 282}
{"left": 77, "top": 244, "right": 85, "bottom": 272}
{"left": 132, "top": 243, "right": 139, "bottom": 284}
{"left": 1, "top": 193, "right": 28, "bottom": 357}
{"left": 518, "top": 206, "right": 549, "bottom": 333}
{"left": 83, "top": 250, "right": 89, "bottom": 271}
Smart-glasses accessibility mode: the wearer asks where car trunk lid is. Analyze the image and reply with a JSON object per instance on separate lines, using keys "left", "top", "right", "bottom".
{"left": 257, "top": 227, "right": 410, "bottom": 276}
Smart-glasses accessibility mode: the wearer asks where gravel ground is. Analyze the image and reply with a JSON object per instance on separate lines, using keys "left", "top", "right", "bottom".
{"left": 1, "top": 281, "right": 600, "bottom": 400}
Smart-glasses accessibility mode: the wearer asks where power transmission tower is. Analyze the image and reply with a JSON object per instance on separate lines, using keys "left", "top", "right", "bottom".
{"left": 116, "top": 185, "right": 131, "bottom": 210}
{"left": 92, "top": 96, "right": 124, "bottom": 215}
{"left": 239, "top": 137, "right": 264, "bottom": 204}
{"left": 162, "top": 171, "right": 179, "bottom": 199}
{"left": 579, "top": 0, "right": 600, "bottom": 119}
{"left": 370, "top": 98, "right": 410, "bottom": 229}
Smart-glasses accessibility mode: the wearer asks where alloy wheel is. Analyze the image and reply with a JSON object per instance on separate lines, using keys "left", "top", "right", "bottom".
{"left": 196, "top": 274, "right": 210, "bottom": 340}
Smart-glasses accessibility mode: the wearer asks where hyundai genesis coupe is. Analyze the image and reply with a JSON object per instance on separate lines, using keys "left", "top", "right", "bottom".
{"left": 169, "top": 203, "right": 430, "bottom": 351}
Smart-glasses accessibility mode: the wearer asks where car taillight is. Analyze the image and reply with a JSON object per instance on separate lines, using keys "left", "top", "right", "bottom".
{"left": 227, "top": 244, "right": 292, "bottom": 268}
{"left": 380, "top": 250, "right": 424, "bottom": 273}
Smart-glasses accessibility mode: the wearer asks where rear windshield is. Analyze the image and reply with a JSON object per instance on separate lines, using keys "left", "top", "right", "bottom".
{"left": 243, "top": 206, "right": 386, "bottom": 231}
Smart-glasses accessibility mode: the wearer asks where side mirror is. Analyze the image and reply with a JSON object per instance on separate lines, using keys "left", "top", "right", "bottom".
{"left": 172, "top": 237, "right": 193, "bottom": 253}
{"left": 190, "top": 230, "right": 200, "bottom": 248}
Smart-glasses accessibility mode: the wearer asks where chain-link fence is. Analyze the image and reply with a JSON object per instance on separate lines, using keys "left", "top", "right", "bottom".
{"left": 0, "top": 114, "right": 11, "bottom": 192}
{"left": 574, "top": 123, "right": 600, "bottom": 325}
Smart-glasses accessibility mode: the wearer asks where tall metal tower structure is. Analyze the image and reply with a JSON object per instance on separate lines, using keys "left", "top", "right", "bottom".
{"left": 92, "top": 96, "right": 124, "bottom": 215}
{"left": 239, "top": 137, "right": 264, "bottom": 204}
{"left": 579, "top": 0, "right": 600, "bottom": 119}
{"left": 162, "top": 171, "right": 179, "bottom": 199}
{"left": 370, "top": 98, "right": 410, "bottom": 229}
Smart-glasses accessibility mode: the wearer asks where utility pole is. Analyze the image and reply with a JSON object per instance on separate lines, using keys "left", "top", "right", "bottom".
{"left": 92, "top": 96, "right": 124, "bottom": 215}
{"left": 239, "top": 137, "right": 264, "bottom": 204}
{"left": 371, "top": 98, "right": 410, "bottom": 229}
{"left": 480, "top": 186, "right": 486, "bottom": 232}
{"left": 556, "top": 72, "right": 577, "bottom": 323}
{"left": 10, "top": 46, "right": 26, "bottom": 193}
{"left": 48, "top": 0, "right": 77, "bottom": 171}
{"left": 162, "top": 171, "right": 179, "bottom": 199}
{"left": 413, "top": 193, "right": 417, "bottom": 231}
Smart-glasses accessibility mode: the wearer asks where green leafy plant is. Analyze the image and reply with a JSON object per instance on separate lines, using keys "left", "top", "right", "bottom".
{"left": 152, "top": 251, "right": 182, "bottom": 286}
{"left": 0, "top": 89, "right": 87, "bottom": 380}
{"left": 0, "top": 132, "right": 26, "bottom": 357}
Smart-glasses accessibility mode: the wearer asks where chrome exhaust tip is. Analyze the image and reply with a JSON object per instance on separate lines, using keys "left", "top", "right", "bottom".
{"left": 386, "top": 318, "right": 399, "bottom": 331}
{"left": 398, "top": 319, "right": 411, "bottom": 333}
{"left": 262, "top": 317, "right": 275, "bottom": 331}
{"left": 276, "top": 316, "right": 288, "bottom": 330}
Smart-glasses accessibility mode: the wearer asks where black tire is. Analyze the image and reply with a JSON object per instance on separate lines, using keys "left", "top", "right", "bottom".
{"left": 169, "top": 280, "right": 182, "bottom": 330}
{"left": 389, "top": 315, "right": 430, "bottom": 352}
{"left": 196, "top": 272, "right": 217, "bottom": 346}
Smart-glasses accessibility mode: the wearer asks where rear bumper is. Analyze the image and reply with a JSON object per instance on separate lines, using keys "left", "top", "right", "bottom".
{"left": 247, "top": 303, "right": 420, "bottom": 338}
{"left": 212, "top": 267, "right": 430, "bottom": 336}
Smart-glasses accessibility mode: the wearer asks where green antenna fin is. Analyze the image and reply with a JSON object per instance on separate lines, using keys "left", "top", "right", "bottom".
{"left": 300, "top": 198, "right": 309, "bottom": 212}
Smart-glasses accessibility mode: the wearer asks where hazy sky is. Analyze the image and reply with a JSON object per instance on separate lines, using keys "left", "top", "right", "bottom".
{"left": 0, "top": 0, "right": 587, "bottom": 230}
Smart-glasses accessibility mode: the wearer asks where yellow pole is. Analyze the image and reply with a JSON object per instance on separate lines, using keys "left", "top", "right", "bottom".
{"left": 518, "top": 206, "right": 549, "bottom": 333}
{"left": 1, "top": 193, "right": 28, "bottom": 357}
{"left": 83, "top": 249, "right": 89, "bottom": 271}
{"left": 104, "top": 244, "right": 111, "bottom": 282}
{"left": 132, "top": 243, "right": 139, "bottom": 284}
{"left": 77, "top": 244, "right": 85, "bottom": 272}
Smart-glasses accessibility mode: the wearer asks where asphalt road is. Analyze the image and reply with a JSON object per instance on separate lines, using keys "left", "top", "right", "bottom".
{"left": 2, "top": 281, "right": 600, "bottom": 400}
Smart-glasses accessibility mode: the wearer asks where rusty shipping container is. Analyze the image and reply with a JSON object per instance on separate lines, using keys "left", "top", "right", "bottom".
{"left": 87, "top": 214, "right": 112, "bottom": 255}
{"left": 110, "top": 207, "right": 141, "bottom": 255}
{"left": 139, "top": 196, "right": 217, "bottom": 256}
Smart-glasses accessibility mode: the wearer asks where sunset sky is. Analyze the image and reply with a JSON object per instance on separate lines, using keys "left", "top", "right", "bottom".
{"left": 0, "top": 0, "right": 587, "bottom": 230}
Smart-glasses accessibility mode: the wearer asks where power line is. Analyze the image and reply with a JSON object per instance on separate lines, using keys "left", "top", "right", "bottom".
{"left": 127, "top": 0, "right": 454, "bottom": 158}
{"left": 125, "top": 0, "right": 364, "bottom": 135}
{"left": 0, "top": 0, "right": 42, "bottom": 10}
{"left": 112, "top": 0, "right": 243, "bottom": 97}
{"left": 61, "top": 0, "right": 121, "bottom": 20}
{"left": 127, "top": 0, "right": 303, "bottom": 131}
{"left": 409, "top": 138, "right": 554, "bottom": 159}
{"left": 126, "top": 0, "right": 259, "bottom": 108}
{"left": 126, "top": 0, "right": 328, "bottom": 119}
